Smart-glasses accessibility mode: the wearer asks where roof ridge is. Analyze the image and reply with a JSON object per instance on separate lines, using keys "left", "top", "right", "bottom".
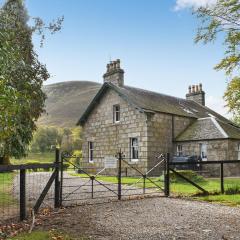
{"left": 210, "top": 117, "right": 228, "bottom": 138}
{"left": 123, "top": 85, "right": 188, "bottom": 102}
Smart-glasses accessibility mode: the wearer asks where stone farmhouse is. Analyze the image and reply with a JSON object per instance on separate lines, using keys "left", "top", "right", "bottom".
{"left": 77, "top": 60, "right": 240, "bottom": 176}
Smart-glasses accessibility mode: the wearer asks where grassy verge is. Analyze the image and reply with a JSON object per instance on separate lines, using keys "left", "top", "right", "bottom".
{"left": 9, "top": 230, "right": 85, "bottom": 240}
{"left": 196, "top": 194, "right": 240, "bottom": 206}
{"left": 0, "top": 172, "right": 16, "bottom": 206}
{"left": 11, "top": 152, "right": 55, "bottom": 165}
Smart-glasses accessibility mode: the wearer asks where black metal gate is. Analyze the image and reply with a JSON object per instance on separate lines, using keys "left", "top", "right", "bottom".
{"left": 59, "top": 151, "right": 166, "bottom": 206}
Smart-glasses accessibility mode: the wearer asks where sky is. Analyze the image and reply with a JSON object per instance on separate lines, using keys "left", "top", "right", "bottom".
{"left": 1, "top": 0, "right": 230, "bottom": 117}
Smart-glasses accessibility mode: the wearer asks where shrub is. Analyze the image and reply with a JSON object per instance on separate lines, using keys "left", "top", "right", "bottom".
{"left": 169, "top": 170, "right": 206, "bottom": 183}
{"left": 62, "top": 163, "right": 70, "bottom": 170}
{"left": 225, "top": 185, "right": 240, "bottom": 195}
{"left": 26, "top": 160, "right": 41, "bottom": 172}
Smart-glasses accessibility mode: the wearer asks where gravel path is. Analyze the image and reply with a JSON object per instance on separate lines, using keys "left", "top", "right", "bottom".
{"left": 37, "top": 197, "right": 240, "bottom": 240}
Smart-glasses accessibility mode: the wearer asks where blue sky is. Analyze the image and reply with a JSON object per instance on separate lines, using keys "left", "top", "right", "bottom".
{"left": 2, "top": 0, "right": 229, "bottom": 117}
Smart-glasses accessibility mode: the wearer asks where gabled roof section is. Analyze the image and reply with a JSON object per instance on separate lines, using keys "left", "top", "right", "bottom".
{"left": 77, "top": 83, "right": 145, "bottom": 126}
{"left": 77, "top": 83, "right": 234, "bottom": 127}
{"left": 175, "top": 117, "right": 240, "bottom": 141}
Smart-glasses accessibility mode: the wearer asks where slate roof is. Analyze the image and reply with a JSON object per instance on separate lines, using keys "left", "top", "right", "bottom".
{"left": 78, "top": 82, "right": 233, "bottom": 126}
{"left": 175, "top": 117, "right": 240, "bottom": 141}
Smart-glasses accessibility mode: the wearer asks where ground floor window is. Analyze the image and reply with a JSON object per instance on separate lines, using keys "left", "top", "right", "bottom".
{"left": 200, "top": 143, "right": 207, "bottom": 161}
{"left": 130, "top": 138, "right": 139, "bottom": 161}
{"left": 238, "top": 143, "right": 240, "bottom": 160}
{"left": 88, "top": 141, "right": 94, "bottom": 163}
{"left": 177, "top": 145, "right": 183, "bottom": 156}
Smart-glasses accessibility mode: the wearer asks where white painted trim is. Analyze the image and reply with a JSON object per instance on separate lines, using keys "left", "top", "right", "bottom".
{"left": 197, "top": 117, "right": 212, "bottom": 121}
{"left": 210, "top": 117, "right": 228, "bottom": 138}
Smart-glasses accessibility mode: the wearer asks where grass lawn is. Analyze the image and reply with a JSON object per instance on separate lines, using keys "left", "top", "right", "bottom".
{"left": 9, "top": 230, "right": 84, "bottom": 240}
{"left": 11, "top": 152, "right": 55, "bottom": 165}
{"left": 197, "top": 194, "right": 240, "bottom": 206}
{"left": 170, "top": 178, "right": 240, "bottom": 195}
{"left": 71, "top": 173, "right": 164, "bottom": 189}
{"left": 0, "top": 172, "right": 16, "bottom": 206}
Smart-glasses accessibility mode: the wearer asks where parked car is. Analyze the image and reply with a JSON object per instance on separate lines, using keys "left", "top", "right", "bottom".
{"left": 172, "top": 155, "right": 200, "bottom": 171}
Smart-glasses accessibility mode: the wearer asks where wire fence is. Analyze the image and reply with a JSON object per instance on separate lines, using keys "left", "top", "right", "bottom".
{"left": 0, "top": 163, "right": 58, "bottom": 225}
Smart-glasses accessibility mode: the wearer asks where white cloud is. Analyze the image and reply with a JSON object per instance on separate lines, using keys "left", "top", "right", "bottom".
{"left": 174, "top": 0, "right": 217, "bottom": 11}
{"left": 206, "top": 95, "right": 231, "bottom": 119}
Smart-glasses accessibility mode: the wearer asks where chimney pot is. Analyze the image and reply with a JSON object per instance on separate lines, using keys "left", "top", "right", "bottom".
{"left": 113, "top": 61, "right": 117, "bottom": 69}
{"left": 107, "top": 64, "right": 110, "bottom": 72}
{"left": 188, "top": 86, "right": 191, "bottom": 94}
{"left": 192, "top": 85, "right": 195, "bottom": 93}
{"left": 199, "top": 83, "right": 202, "bottom": 91}
{"left": 196, "top": 85, "right": 199, "bottom": 92}
{"left": 116, "top": 59, "right": 120, "bottom": 69}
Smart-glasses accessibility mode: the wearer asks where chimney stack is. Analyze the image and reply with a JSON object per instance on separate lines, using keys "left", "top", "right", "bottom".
{"left": 186, "top": 83, "right": 205, "bottom": 106}
{"left": 103, "top": 59, "right": 124, "bottom": 87}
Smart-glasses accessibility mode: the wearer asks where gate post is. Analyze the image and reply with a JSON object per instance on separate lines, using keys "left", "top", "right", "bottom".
{"left": 220, "top": 162, "right": 224, "bottom": 194}
{"left": 164, "top": 153, "right": 170, "bottom": 197}
{"left": 59, "top": 151, "right": 64, "bottom": 207}
{"left": 54, "top": 147, "right": 61, "bottom": 208}
{"left": 20, "top": 169, "right": 26, "bottom": 221}
{"left": 118, "top": 150, "right": 122, "bottom": 200}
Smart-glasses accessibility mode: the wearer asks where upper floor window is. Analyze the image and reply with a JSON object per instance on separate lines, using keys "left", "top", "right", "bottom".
{"left": 113, "top": 105, "right": 120, "bottom": 123}
{"left": 130, "top": 138, "right": 139, "bottom": 161}
{"left": 177, "top": 145, "right": 183, "bottom": 156}
{"left": 88, "top": 141, "right": 94, "bottom": 163}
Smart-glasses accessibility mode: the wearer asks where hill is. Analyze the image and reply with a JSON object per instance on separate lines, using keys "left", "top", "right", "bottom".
{"left": 37, "top": 81, "right": 102, "bottom": 128}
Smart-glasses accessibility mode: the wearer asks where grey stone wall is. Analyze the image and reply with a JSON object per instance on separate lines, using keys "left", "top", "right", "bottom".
{"left": 173, "top": 116, "right": 194, "bottom": 138}
{"left": 81, "top": 88, "right": 148, "bottom": 175}
{"left": 145, "top": 114, "right": 193, "bottom": 175}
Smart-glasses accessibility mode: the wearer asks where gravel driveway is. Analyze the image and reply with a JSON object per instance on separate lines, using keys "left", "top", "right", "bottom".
{"left": 37, "top": 197, "right": 240, "bottom": 240}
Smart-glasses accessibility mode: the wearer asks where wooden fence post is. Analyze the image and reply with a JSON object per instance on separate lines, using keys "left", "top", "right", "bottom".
{"left": 20, "top": 169, "right": 26, "bottom": 221}
{"left": 220, "top": 162, "right": 224, "bottom": 194}
{"left": 118, "top": 150, "right": 122, "bottom": 200}
{"left": 54, "top": 148, "right": 61, "bottom": 208}
{"left": 164, "top": 153, "right": 170, "bottom": 197}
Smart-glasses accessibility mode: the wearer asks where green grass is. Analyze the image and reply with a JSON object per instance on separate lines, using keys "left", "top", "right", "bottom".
{"left": 8, "top": 230, "right": 83, "bottom": 240}
{"left": 170, "top": 178, "right": 240, "bottom": 195}
{"left": 197, "top": 194, "right": 240, "bottom": 206}
{"left": 71, "top": 173, "right": 163, "bottom": 188}
{"left": 11, "top": 152, "right": 55, "bottom": 165}
{"left": 0, "top": 173, "right": 16, "bottom": 206}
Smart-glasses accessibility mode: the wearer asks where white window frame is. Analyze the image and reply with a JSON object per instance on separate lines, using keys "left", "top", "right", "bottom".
{"left": 113, "top": 104, "right": 120, "bottom": 123}
{"left": 130, "top": 138, "right": 139, "bottom": 162}
{"left": 177, "top": 145, "right": 183, "bottom": 156}
{"left": 237, "top": 143, "right": 240, "bottom": 160}
{"left": 200, "top": 143, "right": 207, "bottom": 161}
{"left": 88, "top": 141, "right": 94, "bottom": 163}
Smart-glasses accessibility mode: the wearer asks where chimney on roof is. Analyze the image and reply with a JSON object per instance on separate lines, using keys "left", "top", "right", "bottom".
{"left": 103, "top": 59, "right": 124, "bottom": 87}
{"left": 186, "top": 83, "right": 205, "bottom": 106}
